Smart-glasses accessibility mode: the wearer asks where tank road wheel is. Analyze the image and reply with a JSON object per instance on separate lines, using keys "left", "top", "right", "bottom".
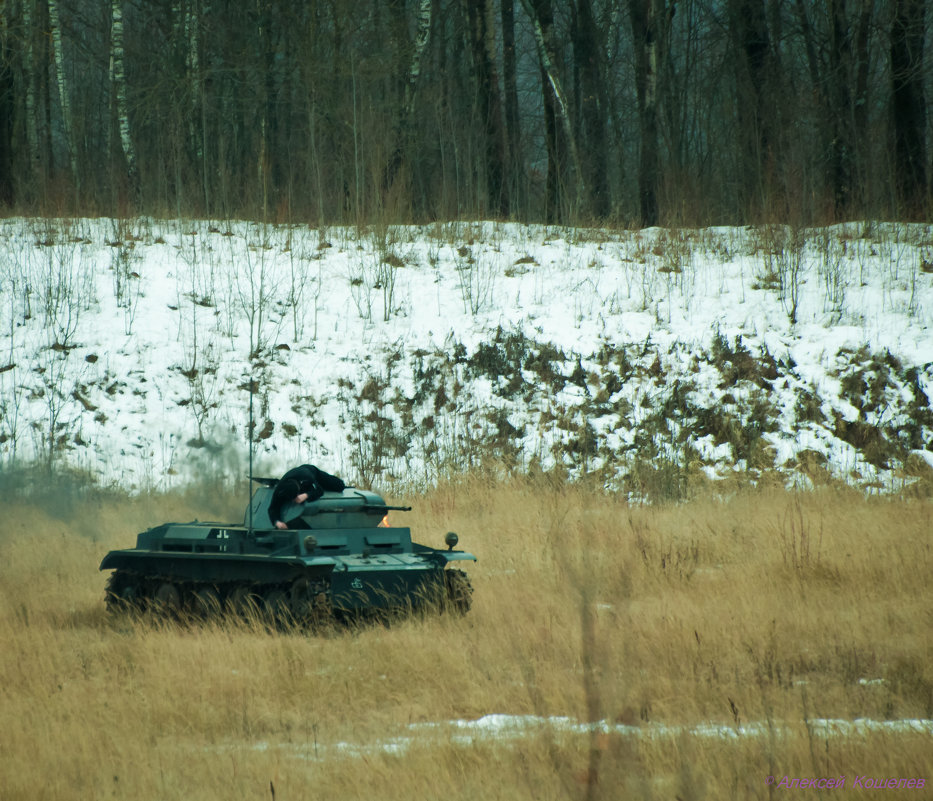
{"left": 445, "top": 570, "right": 473, "bottom": 615}
{"left": 261, "top": 589, "right": 292, "bottom": 627}
{"left": 105, "top": 571, "right": 141, "bottom": 615}
{"left": 227, "top": 585, "right": 261, "bottom": 620}
{"left": 153, "top": 581, "right": 182, "bottom": 616}
{"left": 290, "top": 578, "right": 333, "bottom": 629}
{"left": 192, "top": 586, "right": 222, "bottom": 619}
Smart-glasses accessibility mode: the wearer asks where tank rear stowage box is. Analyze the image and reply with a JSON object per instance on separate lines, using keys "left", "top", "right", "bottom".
{"left": 100, "top": 481, "right": 475, "bottom": 625}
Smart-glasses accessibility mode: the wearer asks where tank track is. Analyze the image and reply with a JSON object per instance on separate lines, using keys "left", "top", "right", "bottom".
{"left": 105, "top": 567, "right": 472, "bottom": 625}
{"left": 104, "top": 569, "right": 332, "bottom": 627}
{"left": 444, "top": 569, "right": 473, "bottom": 615}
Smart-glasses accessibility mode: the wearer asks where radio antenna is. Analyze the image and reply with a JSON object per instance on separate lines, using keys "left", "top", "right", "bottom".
{"left": 248, "top": 377, "right": 254, "bottom": 534}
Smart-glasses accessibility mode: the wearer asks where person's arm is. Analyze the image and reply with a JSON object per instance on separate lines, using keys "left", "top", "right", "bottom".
{"left": 271, "top": 487, "right": 310, "bottom": 530}
{"left": 268, "top": 486, "right": 288, "bottom": 530}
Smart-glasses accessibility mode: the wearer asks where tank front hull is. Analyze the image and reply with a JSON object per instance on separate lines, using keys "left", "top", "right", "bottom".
{"left": 330, "top": 560, "right": 447, "bottom": 611}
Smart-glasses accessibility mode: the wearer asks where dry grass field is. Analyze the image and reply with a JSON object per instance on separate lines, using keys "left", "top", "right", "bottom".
{"left": 1, "top": 476, "right": 931, "bottom": 800}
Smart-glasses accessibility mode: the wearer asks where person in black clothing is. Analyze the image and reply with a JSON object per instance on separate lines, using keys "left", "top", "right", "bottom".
{"left": 268, "top": 464, "right": 346, "bottom": 530}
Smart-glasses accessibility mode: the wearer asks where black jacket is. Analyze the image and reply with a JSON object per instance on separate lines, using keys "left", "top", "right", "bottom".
{"left": 268, "top": 464, "right": 346, "bottom": 526}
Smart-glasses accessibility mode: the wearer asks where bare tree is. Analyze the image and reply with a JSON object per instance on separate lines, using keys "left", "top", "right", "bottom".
{"left": 48, "top": 0, "right": 76, "bottom": 190}
{"left": 384, "top": 0, "right": 434, "bottom": 195}
{"left": 0, "top": 0, "right": 922, "bottom": 226}
{"left": 20, "top": 0, "right": 41, "bottom": 191}
{"left": 0, "top": 3, "right": 14, "bottom": 205}
{"left": 628, "top": 0, "right": 675, "bottom": 226}
{"left": 500, "top": 0, "right": 524, "bottom": 216}
{"left": 110, "top": 0, "right": 139, "bottom": 202}
{"left": 730, "top": 0, "right": 774, "bottom": 217}
{"left": 570, "top": 0, "right": 610, "bottom": 219}
{"left": 793, "top": 0, "right": 875, "bottom": 218}
{"left": 183, "top": 0, "right": 206, "bottom": 209}
{"left": 463, "top": 0, "right": 509, "bottom": 216}
{"left": 891, "top": 0, "right": 927, "bottom": 216}
{"left": 521, "top": 0, "right": 584, "bottom": 221}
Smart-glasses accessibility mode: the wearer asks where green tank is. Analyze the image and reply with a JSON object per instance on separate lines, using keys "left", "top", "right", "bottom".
{"left": 100, "top": 480, "right": 475, "bottom": 624}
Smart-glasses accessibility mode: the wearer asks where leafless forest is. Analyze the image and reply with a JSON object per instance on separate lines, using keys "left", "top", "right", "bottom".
{"left": 0, "top": 0, "right": 929, "bottom": 225}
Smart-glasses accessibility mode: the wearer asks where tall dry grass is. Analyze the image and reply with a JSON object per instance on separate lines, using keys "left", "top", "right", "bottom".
{"left": 0, "top": 477, "right": 931, "bottom": 800}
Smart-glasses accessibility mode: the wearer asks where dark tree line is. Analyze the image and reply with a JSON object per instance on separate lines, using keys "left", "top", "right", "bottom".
{"left": 0, "top": 0, "right": 929, "bottom": 225}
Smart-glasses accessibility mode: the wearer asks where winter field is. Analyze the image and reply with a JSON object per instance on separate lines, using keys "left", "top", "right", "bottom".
{"left": 1, "top": 479, "right": 932, "bottom": 801}
{"left": 0, "top": 217, "right": 931, "bottom": 799}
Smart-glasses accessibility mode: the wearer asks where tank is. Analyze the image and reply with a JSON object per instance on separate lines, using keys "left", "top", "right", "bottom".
{"left": 100, "top": 479, "right": 475, "bottom": 625}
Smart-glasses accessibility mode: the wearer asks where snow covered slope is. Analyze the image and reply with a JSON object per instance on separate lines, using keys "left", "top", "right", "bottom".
{"left": 1, "top": 217, "right": 930, "bottom": 496}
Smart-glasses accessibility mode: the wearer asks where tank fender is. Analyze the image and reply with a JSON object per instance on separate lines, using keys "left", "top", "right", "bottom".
{"left": 439, "top": 552, "right": 477, "bottom": 563}
{"left": 411, "top": 543, "right": 477, "bottom": 564}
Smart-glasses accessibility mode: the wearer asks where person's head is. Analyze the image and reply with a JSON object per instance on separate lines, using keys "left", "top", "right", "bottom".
{"left": 279, "top": 478, "right": 301, "bottom": 501}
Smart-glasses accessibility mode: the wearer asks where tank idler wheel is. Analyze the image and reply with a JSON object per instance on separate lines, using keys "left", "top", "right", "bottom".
{"left": 445, "top": 570, "right": 473, "bottom": 615}
{"left": 227, "top": 586, "right": 261, "bottom": 619}
{"left": 153, "top": 581, "right": 182, "bottom": 616}
{"left": 262, "top": 589, "right": 292, "bottom": 626}
{"left": 192, "top": 586, "right": 222, "bottom": 619}
{"left": 105, "top": 572, "right": 141, "bottom": 614}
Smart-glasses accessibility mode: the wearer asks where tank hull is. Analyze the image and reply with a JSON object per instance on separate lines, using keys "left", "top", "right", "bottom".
{"left": 100, "top": 487, "right": 475, "bottom": 623}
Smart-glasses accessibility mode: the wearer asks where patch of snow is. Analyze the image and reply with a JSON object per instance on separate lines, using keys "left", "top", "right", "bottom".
{"left": 210, "top": 713, "right": 933, "bottom": 764}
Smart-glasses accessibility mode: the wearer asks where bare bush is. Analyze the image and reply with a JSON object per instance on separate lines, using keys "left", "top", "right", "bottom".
{"left": 0, "top": 246, "right": 26, "bottom": 464}
{"left": 455, "top": 244, "right": 497, "bottom": 315}
{"left": 108, "top": 217, "right": 143, "bottom": 335}
{"left": 760, "top": 224, "right": 804, "bottom": 324}
{"left": 347, "top": 249, "right": 377, "bottom": 322}
{"left": 22, "top": 220, "right": 96, "bottom": 470}
{"left": 224, "top": 223, "right": 284, "bottom": 358}
{"left": 283, "top": 227, "right": 318, "bottom": 342}
{"left": 816, "top": 229, "right": 847, "bottom": 320}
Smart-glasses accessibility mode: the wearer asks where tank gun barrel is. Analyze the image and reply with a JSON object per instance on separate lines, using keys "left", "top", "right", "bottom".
{"left": 300, "top": 503, "right": 411, "bottom": 516}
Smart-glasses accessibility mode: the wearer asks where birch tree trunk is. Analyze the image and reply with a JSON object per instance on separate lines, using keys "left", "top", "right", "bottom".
{"left": 21, "top": 0, "right": 40, "bottom": 183}
{"left": 384, "top": 0, "right": 433, "bottom": 193}
{"left": 184, "top": 0, "right": 209, "bottom": 211}
{"left": 0, "top": 1, "right": 13, "bottom": 203}
{"left": 405, "top": 0, "right": 432, "bottom": 121}
{"left": 521, "top": 0, "right": 584, "bottom": 219}
{"left": 48, "top": 0, "right": 77, "bottom": 188}
{"left": 501, "top": 0, "right": 524, "bottom": 216}
{"left": 110, "top": 0, "right": 139, "bottom": 201}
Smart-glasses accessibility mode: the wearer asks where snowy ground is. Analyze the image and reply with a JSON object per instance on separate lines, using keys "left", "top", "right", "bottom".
{"left": 0, "top": 217, "right": 931, "bottom": 495}
{"left": 223, "top": 712, "right": 933, "bottom": 763}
